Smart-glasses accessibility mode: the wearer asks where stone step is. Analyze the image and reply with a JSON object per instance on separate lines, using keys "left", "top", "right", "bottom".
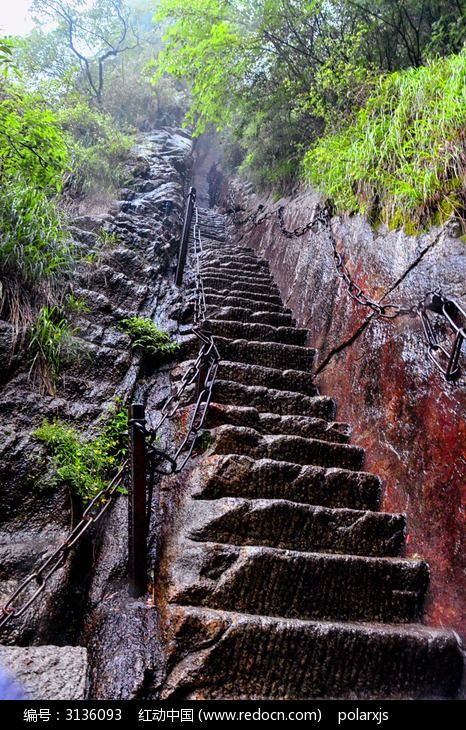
{"left": 206, "top": 403, "right": 350, "bottom": 443}
{"left": 201, "top": 270, "right": 276, "bottom": 287}
{"left": 210, "top": 307, "right": 295, "bottom": 328}
{"left": 209, "top": 319, "right": 308, "bottom": 346}
{"left": 189, "top": 498, "right": 406, "bottom": 558}
{"left": 204, "top": 286, "right": 282, "bottom": 306}
{"left": 206, "top": 294, "right": 288, "bottom": 314}
{"left": 212, "top": 381, "right": 333, "bottom": 419}
{"left": 192, "top": 455, "right": 382, "bottom": 511}
{"left": 212, "top": 426, "right": 363, "bottom": 471}
{"left": 217, "top": 361, "right": 317, "bottom": 395}
{"left": 0, "top": 646, "right": 88, "bottom": 700}
{"left": 214, "top": 338, "right": 315, "bottom": 371}
{"left": 160, "top": 605, "right": 464, "bottom": 699}
{"left": 202, "top": 276, "right": 280, "bottom": 297}
{"left": 172, "top": 543, "right": 428, "bottom": 623}
{"left": 201, "top": 254, "right": 269, "bottom": 269}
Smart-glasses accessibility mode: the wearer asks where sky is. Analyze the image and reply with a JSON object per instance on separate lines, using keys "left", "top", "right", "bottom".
{"left": 0, "top": 2, "right": 35, "bottom": 38}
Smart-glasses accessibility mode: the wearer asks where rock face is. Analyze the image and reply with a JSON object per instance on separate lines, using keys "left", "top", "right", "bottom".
{"left": 0, "top": 128, "right": 193, "bottom": 698}
{"left": 222, "top": 184, "right": 465, "bottom": 639}
{"left": 152, "top": 207, "right": 463, "bottom": 700}
{"left": 0, "top": 645, "right": 87, "bottom": 699}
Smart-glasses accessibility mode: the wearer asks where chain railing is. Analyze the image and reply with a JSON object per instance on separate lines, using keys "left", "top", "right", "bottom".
{"left": 127, "top": 186, "right": 220, "bottom": 595}
{"left": 229, "top": 195, "right": 465, "bottom": 382}
{"left": 1, "top": 185, "right": 220, "bottom": 623}
{"left": 0, "top": 464, "right": 127, "bottom": 631}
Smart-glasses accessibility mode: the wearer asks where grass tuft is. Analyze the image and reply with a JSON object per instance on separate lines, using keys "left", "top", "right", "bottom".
{"left": 303, "top": 51, "right": 466, "bottom": 232}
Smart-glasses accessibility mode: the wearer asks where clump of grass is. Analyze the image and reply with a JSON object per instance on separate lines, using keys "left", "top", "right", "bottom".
{"left": 0, "top": 178, "right": 73, "bottom": 328}
{"left": 97, "top": 228, "right": 118, "bottom": 247}
{"left": 120, "top": 316, "right": 180, "bottom": 358}
{"left": 28, "top": 306, "right": 77, "bottom": 394}
{"left": 66, "top": 292, "right": 90, "bottom": 314}
{"left": 303, "top": 51, "right": 466, "bottom": 232}
{"left": 33, "top": 401, "right": 128, "bottom": 503}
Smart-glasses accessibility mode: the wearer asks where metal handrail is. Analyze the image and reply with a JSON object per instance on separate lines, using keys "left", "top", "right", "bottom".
{"left": 175, "top": 186, "right": 196, "bottom": 286}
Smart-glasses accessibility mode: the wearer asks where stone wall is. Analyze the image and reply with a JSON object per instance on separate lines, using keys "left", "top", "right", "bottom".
{"left": 226, "top": 183, "right": 465, "bottom": 637}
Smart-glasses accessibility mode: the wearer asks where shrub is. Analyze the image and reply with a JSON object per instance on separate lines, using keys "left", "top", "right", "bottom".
{"left": 33, "top": 403, "right": 128, "bottom": 503}
{"left": 57, "top": 101, "right": 134, "bottom": 197}
{"left": 28, "top": 306, "right": 76, "bottom": 394}
{"left": 303, "top": 52, "right": 466, "bottom": 231}
{"left": 120, "top": 316, "right": 180, "bottom": 358}
{"left": 0, "top": 177, "right": 73, "bottom": 326}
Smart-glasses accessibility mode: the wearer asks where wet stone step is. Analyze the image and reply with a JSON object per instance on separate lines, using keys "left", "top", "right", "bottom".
{"left": 191, "top": 454, "right": 382, "bottom": 511}
{"left": 188, "top": 498, "right": 406, "bottom": 558}
{"left": 211, "top": 425, "right": 363, "bottom": 471}
{"left": 201, "top": 255, "right": 269, "bottom": 269}
{"left": 206, "top": 294, "right": 288, "bottom": 314}
{"left": 211, "top": 381, "right": 332, "bottom": 418}
{"left": 161, "top": 605, "right": 464, "bottom": 699}
{"left": 202, "top": 276, "right": 279, "bottom": 296}
{"left": 217, "top": 361, "right": 317, "bottom": 395}
{"left": 204, "top": 286, "right": 282, "bottom": 306}
{"left": 209, "top": 319, "right": 308, "bottom": 346}
{"left": 172, "top": 543, "right": 429, "bottom": 623}
{"left": 201, "top": 270, "right": 276, "bottom": 287}
{"left": 209, "top": 307, "right": 295, "bottom": 328}
{"left": 214, "top": 338, "right": 315, "bottom": 371}
{"left": 206, "top": 403, "right": 350, "bottom": 443}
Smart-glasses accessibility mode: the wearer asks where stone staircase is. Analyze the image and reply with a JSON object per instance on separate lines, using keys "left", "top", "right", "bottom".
{"left": 158, "top": 208, "right": 464, "bottom": 700}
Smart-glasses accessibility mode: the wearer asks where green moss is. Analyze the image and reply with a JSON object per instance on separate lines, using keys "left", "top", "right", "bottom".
{"left": 33, "top": 401, "right": 128, "bottom": 503}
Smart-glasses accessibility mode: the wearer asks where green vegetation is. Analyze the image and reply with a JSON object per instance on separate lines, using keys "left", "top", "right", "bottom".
{"left": 303, "top": 52, "right": 466, "bottom": 230}
{"left": 57, "top": 101, "right": 134, "bottom": 197}
{"left": 33, "top": 402, "right": 128, "bottom": 503}
{"left": 28, "top": 306, "right": 76, "bottom": 394}
{"left": 154, "top": 0, "right": 466, "bottom": 228}
{"left": 120, "top": 316, "right": 180, "bottom": 358}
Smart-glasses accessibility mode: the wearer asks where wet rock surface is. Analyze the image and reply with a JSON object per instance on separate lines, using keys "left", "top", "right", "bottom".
{"left": 224, "top": 182, "right": 466, "bottom": 638}
{"left": 153, "top": 207, "right": 463, "bottom": 699}
{"left": 0, "top": 128, "right": 193, "bottom": 698}
{"left": 0, "top": 645, "right": 87, "bottom": 699}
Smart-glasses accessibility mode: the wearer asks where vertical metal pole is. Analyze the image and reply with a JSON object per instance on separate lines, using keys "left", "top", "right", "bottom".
{"left": 128, "top": 403, "right": 147, "bottom": 598}
{"left": 176, "top": 187, "right": 196, "bottom": 286}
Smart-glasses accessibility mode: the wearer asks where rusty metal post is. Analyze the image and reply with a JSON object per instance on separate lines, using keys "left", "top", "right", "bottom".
{"left": 128, "top": 403, "right": 147, "bottom": 597}
{"left": 176, "top": 186, "right": 196, "bottom": 286}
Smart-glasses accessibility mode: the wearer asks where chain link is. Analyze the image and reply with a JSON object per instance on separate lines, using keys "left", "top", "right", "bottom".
{"left": 142, "top": 192, "right": 220, "bottom": 477}
{"left": 0, "top": 464, "right": 127, "bottom": 632}
{"left": 230, "top": 193, "right": 465, "bottom": 380}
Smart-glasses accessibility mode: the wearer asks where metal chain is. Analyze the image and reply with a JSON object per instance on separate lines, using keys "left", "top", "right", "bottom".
{"left": 0, "top": 464, "right": 127, "bottom": 632}
{"left": 142, "top": 193, "right": 220, "bottom": 476}
{"left": 230, "top": 195, "right": 465, "bottom": 380}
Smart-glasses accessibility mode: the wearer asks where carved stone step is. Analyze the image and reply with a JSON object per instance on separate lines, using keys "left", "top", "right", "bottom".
{"left": 211, "top": 426, "right": 363, "bottom": 471}
{"left": 206, "top": 403, "right": 350, "bottom": 443}
{"left": 212, "top": 381, "right": 333, "bottom": 419}
{"left": 201, "top": 270, "right": 276, "bottom": 287}
{"left": 201, "top": 254, "right": 269, "bottom": 269}
{"left": 160, "top": 605, "right": 464, "bottom": 699}
{"left": 217, "top": 361, "right": 317, "bottom": 395}
{"left": 204, "top": 286, "right": 282, "bottom": 306}
{"left": 171, "top": 542, "right": 428, "bottom": 623}
{"left": 206, "top": 294, "right": 288, "bottom": 314}
{"left": 191, "top": 455, "right": 381, "bottom": 511}
{"left": 214, "top": 338, "right": 315, "bottom": 371}
{"left": 188, "top": 498, "right": 406, "bottom": 558}
{"left": 210, "top": 306, "right": 295, "bottom": 328}
{"left": 209, "top": 319, "right": 308, "bottom": 346}
{"left": 203, "top": 277, "right": 280, "bottom": 297}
